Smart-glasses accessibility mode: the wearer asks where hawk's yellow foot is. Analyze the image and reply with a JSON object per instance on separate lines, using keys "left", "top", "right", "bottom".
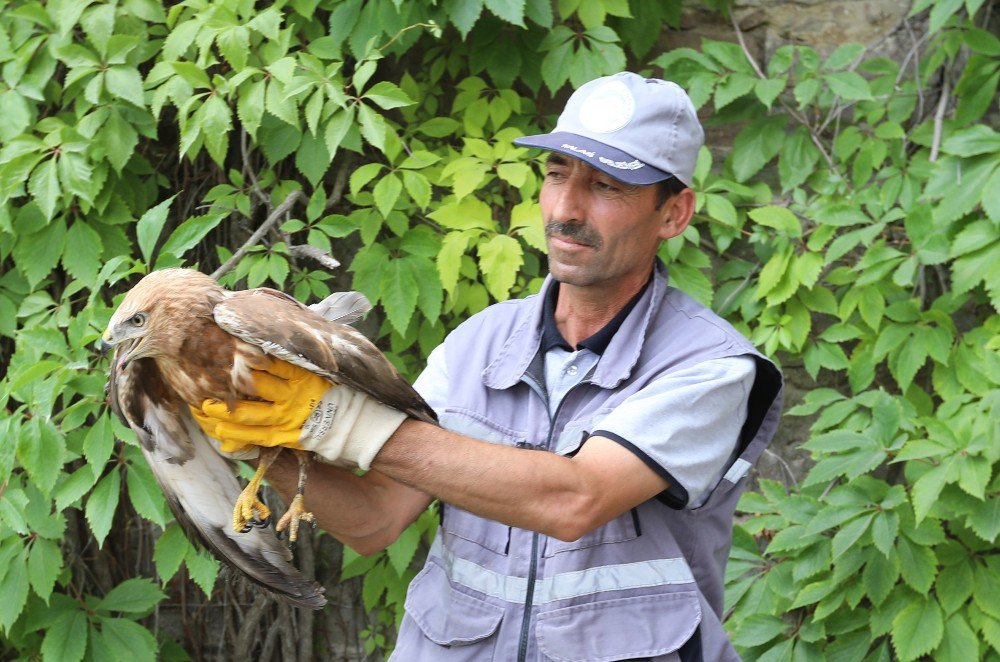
{"left": 276, "top": 494, "right": 315, "bottom": 542}
{"left": 276, "top": 450, "right": 314, "bottom": 542}
{"left": 233, "top": 447, "right": 281, "bottom": 533}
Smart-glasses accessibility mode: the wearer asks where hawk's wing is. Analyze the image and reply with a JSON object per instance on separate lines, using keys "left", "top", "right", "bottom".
{"left": 107, "top": 355, "right": 326, "bottom": 609}
{"left": 213, "top": 288, "right": 436, "bottom": 424}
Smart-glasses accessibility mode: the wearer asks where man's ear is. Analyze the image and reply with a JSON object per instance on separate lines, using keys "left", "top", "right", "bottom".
{"left": 658, "top": 187, "right": 696, "bottom": 240}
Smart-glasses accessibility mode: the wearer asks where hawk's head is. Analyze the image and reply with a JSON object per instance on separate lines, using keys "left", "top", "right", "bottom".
{"left": 100, "top": 269, "right": 222, "bottom": 371}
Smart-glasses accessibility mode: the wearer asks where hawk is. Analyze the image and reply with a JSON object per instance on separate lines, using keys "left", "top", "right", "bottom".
{"left": 100, "top": 268, "right": 436, "bottom": 609}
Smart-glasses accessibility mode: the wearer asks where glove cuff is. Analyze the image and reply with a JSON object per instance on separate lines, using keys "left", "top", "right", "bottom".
{"left": 300, "top": 386, "right": 407, "bottom": 469}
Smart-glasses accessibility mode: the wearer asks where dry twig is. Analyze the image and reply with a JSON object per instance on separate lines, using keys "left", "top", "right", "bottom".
{"left": 211, "top": 190, "right": 306, "bottom": 280}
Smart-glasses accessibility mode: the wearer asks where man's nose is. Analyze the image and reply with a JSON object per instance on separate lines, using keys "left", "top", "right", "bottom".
{"left": 548, "top": 181, "right": 586, "bottom": 222}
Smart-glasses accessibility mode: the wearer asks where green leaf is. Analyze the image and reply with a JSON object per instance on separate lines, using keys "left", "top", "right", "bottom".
{"left": 159, "top": 212, "right": 224, "bottom": 259}
{"left": 28, "top": 538, "right": 62, "bottom": 603}
{"left": 891, "top": 599, "right": 943, "bottom": 661}
{"left": 41, "top": 609, "right": 87, "bottom": 662}
{"left": 83, "top": 416, "right": 114, "bottom": 475}
{"left": 17, "top": 419, "right": 65, "bottom": 496}
{"left": 380, "top": 259, "right": 419, "bottom": 334}
{"left": 372, "top": 173, "right": 402, "bottom": 219}
{"left": 200, "top": 94, "right": 233, "bottom": 166}
{"left": 0, "top": 546, "right": 29, "bottom": 632}
{"left": 732, "top": 614, "right": 790, "bottom": 647}
{"left": 936, "top": 613, "right": 980, "bottom": 661}
{"left": 729, "top": 115, "right": 786, "bottom": 182}
{"left": 295, "top": 130, "right": 332, "bottom": 185}
{"left": 437, "top": 231, "right": 474, "bottom": 295}
{"left": 136, "top": 196, "right": 176, "bottom": 264}
{"left": 105, "top": 66, "right": 145, "bottom": 107}
{"left": 485, "top": 0, "right": 526, "bottom": 25}
{"left": 125, "top": 461, "right": 165, "bottom": 526}
{"left": 184, "top": 548, "right": 219, "bottom": 598}
{"left": 823, "top": 71, "right": 873, "bottom": 100}
{"left": 357, "top": 103, "right": 387, "bottom": 152}
{"left": 97, "top": 578, "right": 165, "bottom": 614}
{"left": 98, "top": 617, "right": 157, "bottom": 662}
{"left": 55, "top": 468, "right": 98, "bottom": 511}
{"left": 402, "top": 170, "right": 431, "bottom": 210}
{"left": 101, "top": 107, "right": 139, "bottom": 172}
{"left": 86, "top": 470, "right": 121, "bottom": 547}
{"left": 477, "top": 234, "right": 523, "bottom": 301}
{"left": 386, "top": 523, "right": 420, "bottom": 576}
{"left": 823, "top": 43, "right": 865, "bottom": 70}
{"left": 896, "top": 535, "right": 937, "bottom": 593}
{"left": 216, "top": 27, "right": 249, "bottom": 70}
{"left": 62, "top": 221, "right": 103, "bottom": 282}
{"left": 935, "top": 561, "right": 974, "bottom": 615}
{"left": 831, "top": 513, "right": 874, "bottom": 559}
{"left": 363, "top": 81, "right": 414, "bottom": 110}
{"left": 154, "top": 525, "right": 189, "bottom": 581}
{"left": 28, "top": 158, "right": 61, "bottom": 220}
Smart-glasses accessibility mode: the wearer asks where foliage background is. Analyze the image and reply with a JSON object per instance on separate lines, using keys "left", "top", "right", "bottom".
{"left": 0, "top": 0, "right": 998, "bottom": 659}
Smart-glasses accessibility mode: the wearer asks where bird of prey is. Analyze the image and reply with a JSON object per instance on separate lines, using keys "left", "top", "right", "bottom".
{"left": 100, "top": 268, "right": 436, "bottom": 609}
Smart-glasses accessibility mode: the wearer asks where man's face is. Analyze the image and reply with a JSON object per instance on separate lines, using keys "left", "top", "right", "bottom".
{"left": 539, "top": 154, "right": 679, "bottom": 290}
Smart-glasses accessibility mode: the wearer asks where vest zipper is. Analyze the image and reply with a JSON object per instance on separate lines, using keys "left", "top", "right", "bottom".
{"left": 517, "top": 375, "right": 592, "bottom": 662}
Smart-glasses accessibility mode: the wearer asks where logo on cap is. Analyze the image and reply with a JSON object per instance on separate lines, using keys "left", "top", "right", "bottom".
{"left": 578, "top": 80, "right": 634, "bottom": 133}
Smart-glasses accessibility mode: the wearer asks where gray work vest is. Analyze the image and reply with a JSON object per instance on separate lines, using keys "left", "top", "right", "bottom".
{"left": 391, "top": 263, "right": 783, "bottom": 662}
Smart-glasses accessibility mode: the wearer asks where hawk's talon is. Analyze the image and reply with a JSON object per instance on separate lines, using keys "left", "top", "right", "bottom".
{"left": 275, "top": 494, "right": 314, "bottom": 543}
{"left": 233, "top": 484, "right": 272, "bottom": 534}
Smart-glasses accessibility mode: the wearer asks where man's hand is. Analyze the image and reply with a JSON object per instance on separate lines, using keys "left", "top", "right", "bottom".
{"left": 190, "top": 359, "right": 408, "bottom": 469}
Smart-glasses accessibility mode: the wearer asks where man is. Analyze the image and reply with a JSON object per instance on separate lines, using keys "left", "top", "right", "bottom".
{"left": 196, "top": 72, "right": 783, "bottom": 661}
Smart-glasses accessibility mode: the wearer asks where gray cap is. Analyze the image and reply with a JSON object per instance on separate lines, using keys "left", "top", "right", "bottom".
{"left": 514, "top": 72, "right": 705, "bottom": 187}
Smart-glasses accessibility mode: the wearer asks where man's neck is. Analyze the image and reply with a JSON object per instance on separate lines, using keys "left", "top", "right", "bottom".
{"left": 553, "top": 270, "right": 652, "bottom": 347}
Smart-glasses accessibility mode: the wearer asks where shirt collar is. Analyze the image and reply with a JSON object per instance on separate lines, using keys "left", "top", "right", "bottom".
{"left": 540, "top": 276, "right": 653, "bottom": 355}
{"left": 483, "top": 260, "right": 671, "bottom": 390}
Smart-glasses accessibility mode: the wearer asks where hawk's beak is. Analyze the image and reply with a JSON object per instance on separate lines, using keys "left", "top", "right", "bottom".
{"left": 97, "top": 330, "right": 115, "bottom": 355}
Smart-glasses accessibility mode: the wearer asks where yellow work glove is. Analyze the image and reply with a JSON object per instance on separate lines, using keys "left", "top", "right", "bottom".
{"left": 191, "top": 358, "right": 408, "bottom": 469}
{"left": 190, "top": 358, "right": 330, "bottom": 453}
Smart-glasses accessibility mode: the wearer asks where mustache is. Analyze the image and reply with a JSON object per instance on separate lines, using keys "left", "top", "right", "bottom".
{"left": 544, "top": 221, "right": 603, "bottom": 249}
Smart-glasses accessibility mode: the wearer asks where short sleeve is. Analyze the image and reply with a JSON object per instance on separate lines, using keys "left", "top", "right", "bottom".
{"left": 591, "top": 356, "right": 756, "bottom": 509}
{"left": 413, "top": 343, "right": 449, "bottom": 417}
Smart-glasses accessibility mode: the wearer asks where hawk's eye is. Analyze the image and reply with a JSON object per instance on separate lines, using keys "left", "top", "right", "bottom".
{"left": 131, "top": 313, "right": 147, "bottom": 327}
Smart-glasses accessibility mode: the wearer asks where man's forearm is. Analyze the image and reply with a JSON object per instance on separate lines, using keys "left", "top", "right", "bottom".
{"left": 264, "top": 451, "right": 432, "bottom": 555}
{"left": 372, "top": 420, "right": 655, "bottom": 542}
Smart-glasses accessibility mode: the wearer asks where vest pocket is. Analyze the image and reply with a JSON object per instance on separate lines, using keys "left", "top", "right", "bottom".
{"left": 442, "top": 504, "right": 511, "bottom": 555}
{"left": 542, "top": 508, "right": 639, "bottom": 557}
{"left": 402, "top": 561, "right": 503, "bottom": 658}
{"left": 536, "top": 592, "right": 702, "bottom": 662}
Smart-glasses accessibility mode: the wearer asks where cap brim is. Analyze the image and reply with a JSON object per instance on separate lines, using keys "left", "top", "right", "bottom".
{"left": 513, "top": 131, "right": 673, "bottom": 186}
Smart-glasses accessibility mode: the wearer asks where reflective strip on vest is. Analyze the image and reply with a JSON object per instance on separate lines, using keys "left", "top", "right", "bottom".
{"left": 429, "top": 535, "right": 695, "bottom": 605}
{"left": 723, "top": 458, "right": 752, "bottom": 484}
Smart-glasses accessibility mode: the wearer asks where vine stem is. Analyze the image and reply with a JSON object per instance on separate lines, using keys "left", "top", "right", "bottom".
{"left": 728, "top": 10, "right": 848, "bottom": 185}
{"left": 929, "top": 75, "right": 951, "bottom": 162}
{"left": 211, "top": 190, "right": 306, "bottom": 280}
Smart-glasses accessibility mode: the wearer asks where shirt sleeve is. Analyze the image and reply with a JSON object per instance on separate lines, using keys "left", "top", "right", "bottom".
{"left": 590, "top": 355, "right": 756, "bottom": 509}
{"left": 413, "top": 343, "right": 449, "bottom": 417}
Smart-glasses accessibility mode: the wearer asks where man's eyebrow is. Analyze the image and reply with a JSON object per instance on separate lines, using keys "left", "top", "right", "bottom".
{"left": 546, "top": 153, "right": 569, "bottom": 166}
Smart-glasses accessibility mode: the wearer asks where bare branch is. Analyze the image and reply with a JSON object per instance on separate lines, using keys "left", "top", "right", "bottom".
{"left": 234, "top": 594, "right": 270, "bottom": 660}
{"left": 929, "top": 75, "right": 951, "bottom": 162}
{"left": 241, "top": 128, "right": 271, "bottom": 207}
{"left": 212, "top": 190, "right": 306, "bottom": 280}
{"left": 729, "top": 11, "right": 765, "bottom": 79}
{"left": 325, "top": 158, "right": 352, "bottom": 211}
{"left": 288, "top": 244, "right": 341, "bottom": 271}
